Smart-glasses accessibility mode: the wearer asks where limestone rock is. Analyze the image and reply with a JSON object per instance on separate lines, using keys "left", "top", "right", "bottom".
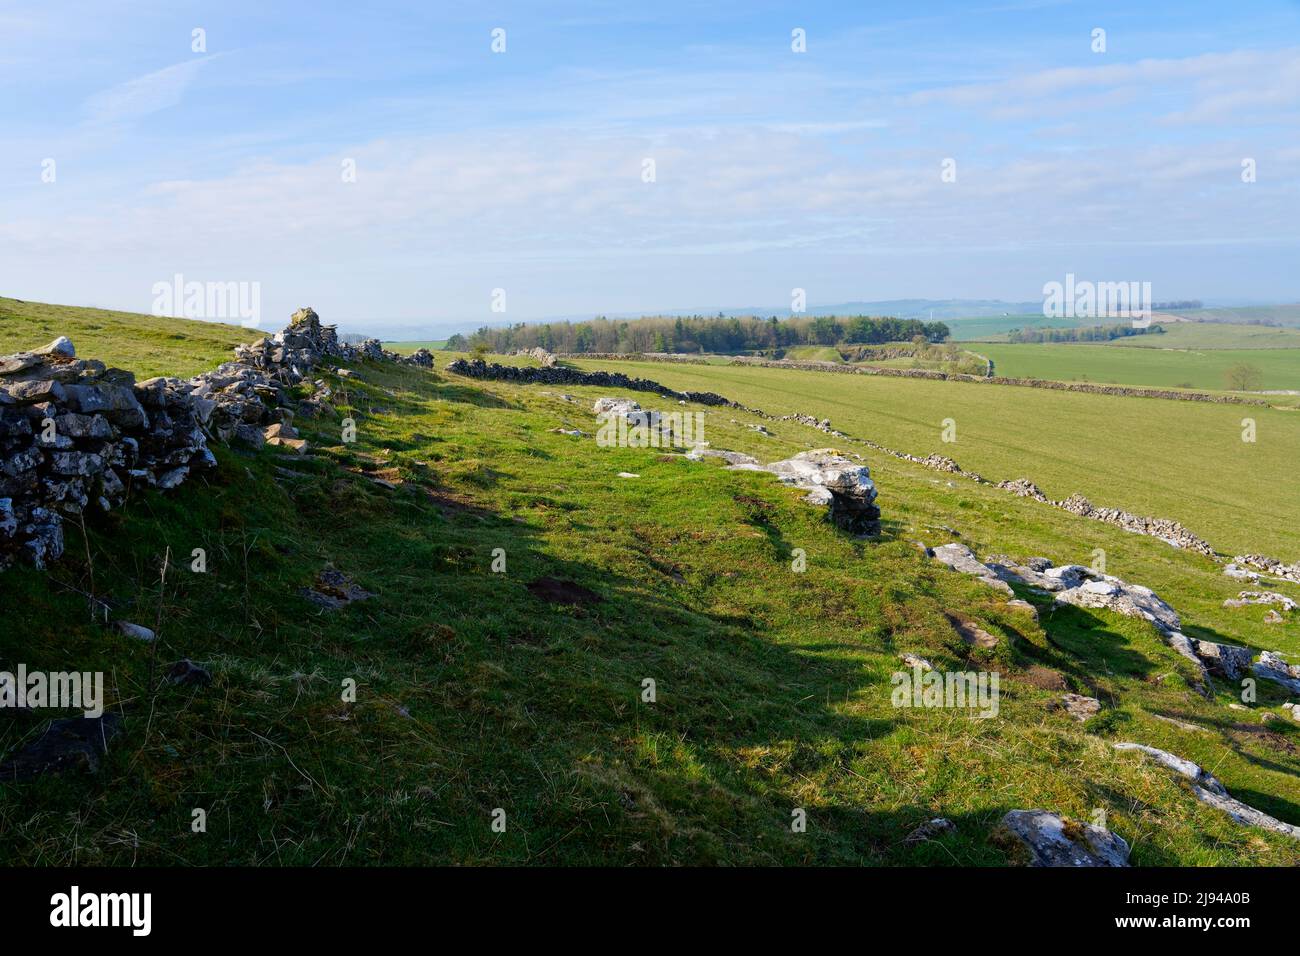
{"left": 904, "top": 817, "right": 956, "bottom": 843}
{"left": 1059, "top": 694, "right": 1101, "bottom": 721}
{"left": 113, "top": 620, "right": 156, "bottom": 642}
{"left": 301, "top": 568, "right": 375, "bottom": 610}
{"left": 1006, "top": 599, "right": 1038, "bottom": 620}
{"left": 0, "top": 714, "right": 123, "bottom": 781}
{"left": 1190, "top": 639, "right": 1253, "bottom": 680}
{"left": 686, "top": 448, "right": 760, "bottom": 467}
{"left": 1223, "top": 590, "right": 1297, "bottom": 612}
{"left": 1053, "top": 576, "right": 1181, "bottom": 634}
{"left": 931, "top": 543, "right": 1013, "bottom": 595}
{"left": 947, "top": 614, "right": 999, "bottom": 649}
{"left": 765, "top": 449, "right": 880, "bottom": 535}
{"left": 995, "top": 810, "right": 1130, "bottom": 867}
{"left": 1114, "top": 742, "right": 1300, "bottom": 839}
{"left": 167, "top": 659, "right": 213, "bottom": 687}
{"left": 1253, "top": 652, "right": 1300, "bottom": 694}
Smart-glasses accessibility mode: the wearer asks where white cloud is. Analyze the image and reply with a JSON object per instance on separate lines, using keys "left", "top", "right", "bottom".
{"left": 906, "top": 46, "right": 1300, "bottom": 125}
{"left": 82, "top": 55, "right": 222, "bottom": 127}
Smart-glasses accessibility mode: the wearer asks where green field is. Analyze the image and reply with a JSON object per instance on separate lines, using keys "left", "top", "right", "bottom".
{"left": 1113, "top": 322, "right": 1300, "bottom": 350}
{"left": 570, "top": 357, "right": 1300, "bottom": 559}
{"left": 4, "top": 303, "right": 1300, "bottom": 866}
{"left": 945, "top": 313, "right": 1081, "bottom": 341}
{"left": 1161, "top": 304, "right": 1300, "bottom": 327}
{"left": 781, "top": 345, "right": 844, "bottom": 363}
{"left": 385, "top": 339, "right": 447, "bottom": 354}
{"left": 978, "top": 341, "right": 1300, "bottom": 392}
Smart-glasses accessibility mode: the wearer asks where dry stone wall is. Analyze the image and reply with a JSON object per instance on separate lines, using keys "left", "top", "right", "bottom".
{"left": 446, "top": 357, "right": 734, "bottom": 406}
{"left": 0, "top": 308, "right": 430, "bottom": 573}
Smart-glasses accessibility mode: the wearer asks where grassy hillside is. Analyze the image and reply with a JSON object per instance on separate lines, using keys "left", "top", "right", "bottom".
{"left": 0, "top": 297, "right": 259, "bottom": 378}
{"left": 571, "top": 358, "right": 1300, "bottom": 559}
{"left": 3, "top": 306, "right": 1300, "bottom": 866}
{"left": 782, "top": 345, "right": 844, "bottom": 363}
{"left": 978, "top": 342, "right": 1300, "bottom": 392}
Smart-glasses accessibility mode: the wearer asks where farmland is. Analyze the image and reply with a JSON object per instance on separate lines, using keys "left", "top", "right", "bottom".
{"left": 978, "top": 341, "right": 1300, "bottom": 392}
{"left": 569, "top": 356, "right": 1300, "bottom": 560}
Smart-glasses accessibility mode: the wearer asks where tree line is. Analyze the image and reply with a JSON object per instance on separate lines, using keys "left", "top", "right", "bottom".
{"left": 1005, "top": 323, "right": 1164, "bottom": 344}
{"left": 446, "top": 314, "right": 952, "bottom": 354}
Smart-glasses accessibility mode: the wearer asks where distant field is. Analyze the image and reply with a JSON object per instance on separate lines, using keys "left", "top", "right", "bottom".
{"left": 1110, "top": 323, "right": 1300, "bottom": 350}
{"left": 384, "top": 339, "right": 447, "bottom": 354}
{"left": 571, "top": 357, "right": 1300, "bottom": 559}
{"left": 782, "top": 345, "right": 843, "bottom": 362}
{"left": 945, "top": 313, "right": 1080, "bottom": 341}
{"left": 979, "top": 341, "right": 1300, "bottom": 392}
{"left": 0, "top": 296, "right": 258, "bottom": 378}
{"left": 1163, "top": 304, "right": 1300, "bottom": 327}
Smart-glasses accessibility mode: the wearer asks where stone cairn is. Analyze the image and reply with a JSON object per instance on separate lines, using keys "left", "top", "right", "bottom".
{"left": 0, "top": 308, "right": 431, "bottom": 573}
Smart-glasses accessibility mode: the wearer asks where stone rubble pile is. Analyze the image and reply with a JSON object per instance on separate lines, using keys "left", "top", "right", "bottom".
{"left": 511, "top": 347, "right": 557, "bottom": 367}
{"left": 1056, "top": 494, "right": 1216, "bottom": 557}
{"left": 1233, "top": 554, "right": 1300, "bottom": 583}
{"left": 0, "top": 307, "right": 431, "bottom": 573}
{"left": 1224, "top": 590, "right": 1297, "bottom": 612}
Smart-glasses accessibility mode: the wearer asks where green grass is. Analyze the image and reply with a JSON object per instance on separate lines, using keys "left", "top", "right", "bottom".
{"left": 1113, "top": 322, "right": 1300, "bottom": 350}
{"left": 0, "top": 296, "right": 260, "bottom": 378}
{"left": 782, "top": 346, "right": 844, "bottom": 363}
{"left": 978, "top": 341, "right": 1300, "bottom": 392}
{"left": 3, "top": 306, "right": 1300, "bottom": 866}
{"left": 945, "top": 313, "right": 1082, "bottom": 341}
{"left": 570, "top": 358, "right": 1300, "bottom": 559}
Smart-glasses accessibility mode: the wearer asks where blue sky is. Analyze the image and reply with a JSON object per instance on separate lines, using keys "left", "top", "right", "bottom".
{"left": 2, "top": 0, "right": 1299, "bottom": 335}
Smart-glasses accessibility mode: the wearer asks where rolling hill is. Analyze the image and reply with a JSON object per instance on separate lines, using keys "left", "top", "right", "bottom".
{"left": 2, "top": 302, "right": 1299, "bottom": 866}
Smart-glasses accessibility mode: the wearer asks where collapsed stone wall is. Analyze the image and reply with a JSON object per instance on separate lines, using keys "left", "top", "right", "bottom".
{"left": 1233, "top": 554, "right": 1300, "bottom": 584}
{"left": 509, "top": 347, "right": 558, "bottom": 367}
{"left": 0, "top": 308, "right": 431, "bottom": 573}
{"left": 554, "top": 352, "right": 712, "bottom": 365}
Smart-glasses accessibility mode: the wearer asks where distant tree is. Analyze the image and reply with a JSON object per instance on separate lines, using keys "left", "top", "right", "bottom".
{"left": 444, "top": 333, "right": 468, "bottom": 351}
{"left": 1225, "top": 363, "right": 1263, "bottom": 391}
